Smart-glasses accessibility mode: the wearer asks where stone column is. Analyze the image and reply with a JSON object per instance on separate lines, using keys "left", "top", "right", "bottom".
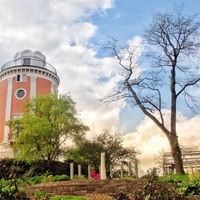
{"left": 88, "top": 165, "right": 91, "bottom": 179}
{"left": 100, "top": 152, "right": 107, "bottom": 180}
{"left": 78, "top": 164, "right": 81, "bottom": 177}
{"left": 70, "top": 163, "right": 74, "bottom": 179}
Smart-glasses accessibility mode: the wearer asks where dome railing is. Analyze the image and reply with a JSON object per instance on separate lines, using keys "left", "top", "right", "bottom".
{"left": 1, "top": 58, "right": 57, "bottom": 74}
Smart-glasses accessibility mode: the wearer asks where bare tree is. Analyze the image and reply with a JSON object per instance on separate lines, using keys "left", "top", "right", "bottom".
{"left": 104, "top": 6, "right": 200, "bottom": 174}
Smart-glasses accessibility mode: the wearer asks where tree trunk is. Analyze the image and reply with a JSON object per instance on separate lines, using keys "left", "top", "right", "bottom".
{"left": 170, "top": 65, "right": 185, "bottom": 174}
{"left": 127, "top": 82, "right": 185, "bottom": 174}
{"left": 167, "top": 133, "right": 185, "bottom": 174}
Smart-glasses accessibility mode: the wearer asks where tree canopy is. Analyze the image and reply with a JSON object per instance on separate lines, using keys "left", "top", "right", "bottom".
{"left": 65, "top": 130, "right": 139, "bottom": 172}
{"left": 7, "top": 94, "right": 89, "bottom": 163}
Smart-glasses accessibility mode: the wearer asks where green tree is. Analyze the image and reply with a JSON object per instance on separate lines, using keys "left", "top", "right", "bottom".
{"left": 65, "top": 130, "right": 139, "bottom": 172}
{"left": 104, "top": 6, "right": 200, "bottom": 174}
{"left": 7, "top": 94, "right": 89, "bottom": 163}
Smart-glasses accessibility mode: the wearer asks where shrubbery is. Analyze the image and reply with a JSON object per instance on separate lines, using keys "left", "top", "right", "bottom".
{"left": 113, "top": 169, "right": 184, "bottom": 200}
{"left": 0, "top": 158, "right": 88, "bottom": 179}
{"left": 0, "top": 178, "right": 29, "bottom": 200}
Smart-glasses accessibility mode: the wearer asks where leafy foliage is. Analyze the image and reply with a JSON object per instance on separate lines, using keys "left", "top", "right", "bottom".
{"left": 7, "top": 94, "right": 89, "bottom": 163}
{"left": 112, "top": 169, "right": 184, "bottom": 200}
{"left": 0, "top": 158, "right": 29, "bottom": 180}
{"left": 34, "top": 190, "right": 51, "bottom": 199}
{"left": 0, "top": 178, "right": 29, "bottom": 200}
{"left": 178, "top": 181, "right": 200, "bottom": 196}
{"left": 160, "top": 170, "right": 200, "bottom": 196}
{"left": 65, "top": 130, "right": 139, "bottom": 173}
{"left": 0, "top": 158, "right": 88, "bottom": 180}
{"left": 133, "top": 178, "right": 183, "bottom": 200}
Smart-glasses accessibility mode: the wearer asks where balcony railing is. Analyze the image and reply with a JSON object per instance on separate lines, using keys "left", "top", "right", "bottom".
{"left": 1, "top": 58, "right": 57, "bottom": 74}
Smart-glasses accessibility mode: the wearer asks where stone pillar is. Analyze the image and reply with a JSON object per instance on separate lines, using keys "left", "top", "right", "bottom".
{"left": 100, "top": 152, "right": 106, "bottom": 180}
{"left": 78, "top": 164, "right": 81, "bottom": 177}
{"left": 88, "top": 165, "right": 91, "bottom": 179}
{"left": 70, "top": 163, "right": 74, "bottom": 179}
{"left": 99, "top": 165, "right": 101, "bottom": 176}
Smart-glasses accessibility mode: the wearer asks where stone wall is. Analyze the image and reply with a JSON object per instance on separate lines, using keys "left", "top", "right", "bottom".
{"left": 27, "top": 179, "right": 176, "bottom": 199}
{"left": 26, "top": 179, "right": 200, "bottom": 200}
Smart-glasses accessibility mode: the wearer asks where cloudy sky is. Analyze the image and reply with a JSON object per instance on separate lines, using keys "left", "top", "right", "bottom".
{"left": 1, "top": 0, "right": 200, "bottom": 174}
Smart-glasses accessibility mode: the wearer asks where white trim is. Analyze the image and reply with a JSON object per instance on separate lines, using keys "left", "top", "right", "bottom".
{"left": 0, "top": 66, "right": 59, "bottom": 87}
{"left": 15, "top": 88, "right": 26, "bottom": 99}
{"left": 51, "top": 82, "right": 55, "bottom": 94}
{"left": 30, "top": 76, "right": 37, "bottom": 98}
{"left": 3, "top": 77, "right": 13, "bottom": 142}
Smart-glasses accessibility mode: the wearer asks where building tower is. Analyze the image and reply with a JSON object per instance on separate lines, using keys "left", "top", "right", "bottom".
{"left": 0, "top": 49, "right": 60, "bottom": 157}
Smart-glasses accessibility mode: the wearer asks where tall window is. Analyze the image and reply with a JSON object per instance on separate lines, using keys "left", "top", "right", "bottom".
{"left": 23, "top": 58, "right": 30, "bottom": 65}
{"left": 16, "top": 74, "right": 26, "bottom": 82}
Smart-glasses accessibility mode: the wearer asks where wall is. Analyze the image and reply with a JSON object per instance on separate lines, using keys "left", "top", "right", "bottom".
{"left": 26, "top": 179, "right": 200, "bottom": 200}
{"left": 27, "top": 179, "right": 176, "bottom": 200}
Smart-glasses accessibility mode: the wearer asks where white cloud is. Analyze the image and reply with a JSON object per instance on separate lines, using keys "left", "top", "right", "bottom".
{"left": 123, "top": 114, "right": 200, "bottom": 175}
{"left": 0, "top": 0, "right": 122, "bottom": 137}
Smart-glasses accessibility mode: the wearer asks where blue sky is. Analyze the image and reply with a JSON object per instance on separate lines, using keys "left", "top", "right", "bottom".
{"left": 90, "top": 0, "right": 200, "bottom": 133}
{"left": 1, "top": 0, "right": 200, "bottom": 173}
{"left": 91, "top": 0, "right": 200, "bottom": 48}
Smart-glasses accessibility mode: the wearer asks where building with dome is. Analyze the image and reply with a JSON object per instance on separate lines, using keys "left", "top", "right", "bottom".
{"left": 0, "top": 49, "right": 60, "bottom": 157}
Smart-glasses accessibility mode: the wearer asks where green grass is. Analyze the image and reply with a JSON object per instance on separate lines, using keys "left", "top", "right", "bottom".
{"left": 159, "top": 174, "right": 189, "bottom": 183}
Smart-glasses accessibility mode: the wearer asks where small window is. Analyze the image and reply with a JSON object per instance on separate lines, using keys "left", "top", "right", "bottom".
{"left": 21, "top": 74, "right": 26, "bottom": 81}
{"left": 16, "top": 74, "right": 26, "bottom": 82}
{"left": 15, "top": 89, "right": 26, "bottom": 99}
{"left": 13, "top": 114, "right": 22, "bottom": 119}
{"left": 17, "top": 74, "right": 20, "bottom": 81}
{"left": 23, "top": 58, "right": 30, "bottom": 65}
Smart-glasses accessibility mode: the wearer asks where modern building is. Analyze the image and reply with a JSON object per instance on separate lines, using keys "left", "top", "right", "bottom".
{"left": 0, "top": 49, "right": 60, "bottom": 157}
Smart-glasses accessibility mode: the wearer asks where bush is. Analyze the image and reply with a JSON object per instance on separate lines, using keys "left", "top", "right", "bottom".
{"left": 0, "top": 158, "right": 88, "bottom": 179}
{"left": 178, "top": 180, "right": 200, "bottom": 196}
{"left": 0, "top": 159, "right": 29, "bottom": 179}
{"left": 52, "top": 174, "right": 70, "bottom": 182}
{"left": 34, "top": 190, "right": 51, "bottom": 199}
{"left": 0, "top": 178, "right": 29, "bottom": 200}
{"left": 112, "top": 169, "right": 184, "bottom": 200}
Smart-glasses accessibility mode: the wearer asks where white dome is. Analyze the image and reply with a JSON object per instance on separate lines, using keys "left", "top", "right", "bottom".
{"left": 13, "top": 49, "right": 46, "bottom": 68}
{"left": 14, "top": 49, "right": 46, "bottom": 61}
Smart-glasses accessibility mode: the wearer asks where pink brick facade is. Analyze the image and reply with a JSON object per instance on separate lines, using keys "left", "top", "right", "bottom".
{"left": 0, "top": 50, "right": 59, "bottom": 157}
